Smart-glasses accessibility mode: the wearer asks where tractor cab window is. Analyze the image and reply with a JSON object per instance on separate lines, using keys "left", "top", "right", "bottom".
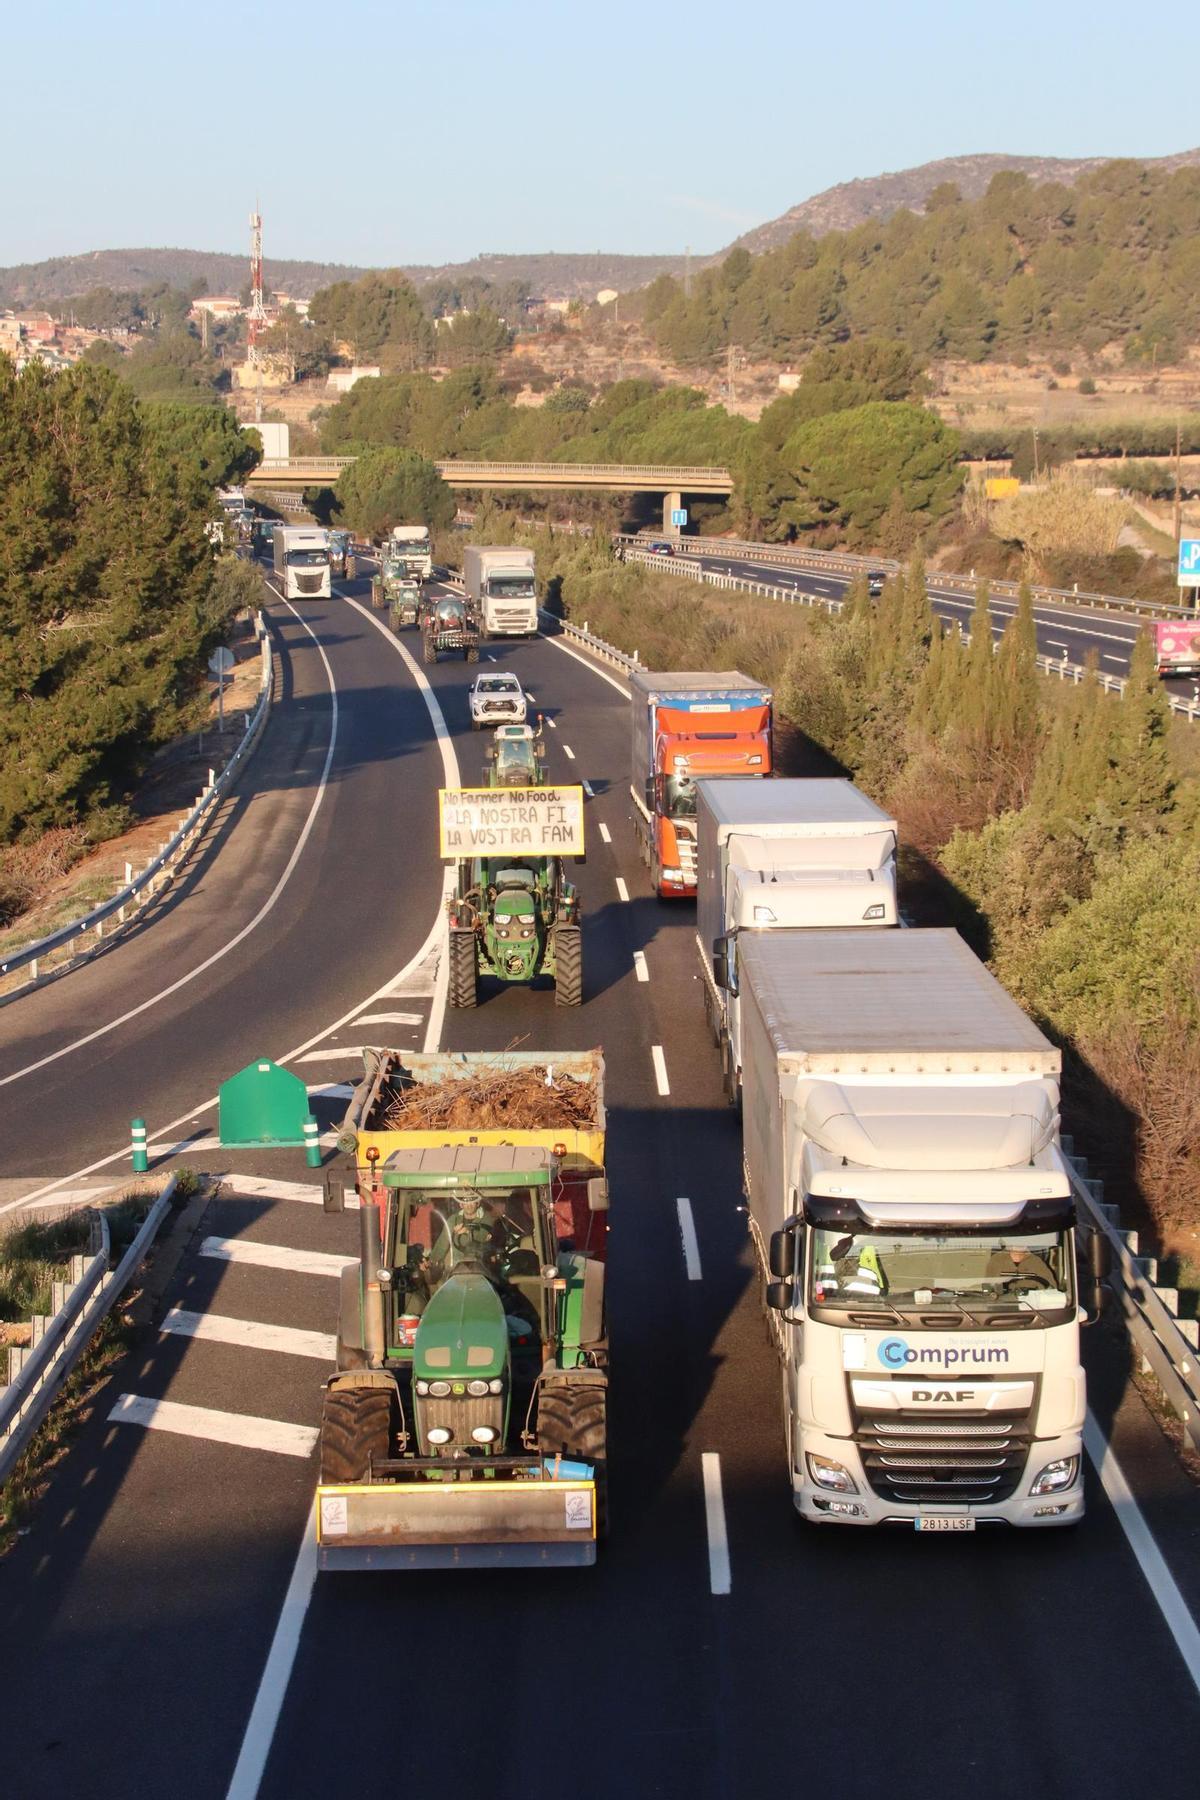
{"left": 496, "top": 738, "right": 537, "bottom": 782}
{"left": 393, "top": 1187, "right": 545, "bottom": 1341}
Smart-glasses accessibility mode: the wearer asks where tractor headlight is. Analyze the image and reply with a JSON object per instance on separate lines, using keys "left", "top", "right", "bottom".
{"left": 520, "top": 925, "right": 535, "bottom": 939}
{"left": 415, "top": 1380, "right": 430, "bottom": 1396}
{"left": 467, "top": 1379, "right": 490, "bottom": 1397}
{"left": 427, "top": 1426, "right": 453, "bottom": 1445}
{"left": 496, "top": 926, "right": 510, "bottom": 939}
{"left": 428, "top": 1380, "right": 452, "bottom": 1398}
{"left": 471, "top": 1426, "right": 498, "bottom": 1444}
{"left": 488, "top": 1378, "right": 504, "bottom": 1394}
{"left": 1031, "top": 1456, "right": 1079, "bottom": 1495}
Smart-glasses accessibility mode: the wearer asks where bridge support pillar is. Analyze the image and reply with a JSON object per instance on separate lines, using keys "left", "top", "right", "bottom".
{"left": 663, "top": 490, "right": 683, "bottom": 537}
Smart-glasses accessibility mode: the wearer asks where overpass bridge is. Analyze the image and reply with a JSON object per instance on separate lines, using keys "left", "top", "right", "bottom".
{"left": 246, "top": 457, "right": 735, "bottom": 531}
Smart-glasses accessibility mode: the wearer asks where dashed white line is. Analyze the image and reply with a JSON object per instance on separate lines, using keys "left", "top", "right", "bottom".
{"left": 599, "top": 823, "right": 612, "bottom": 844}
{"left": 676, "top": 1198, "right": 702, "bottom": 1280}
{"left": 546, "top": 716, "right": 558, "bottom": 729}
{"left": 1103, "top": 653, "right": 1126, "bottom": 666}
{"left": 525, "top": 692, "right": 536, "bottom": 703}
{"left": 563, "top": 744, "right": 576, "bottom": 760}
{"left": 581, "top": 779, "right": 594, "bottom": 797}
{"left": 651, "top": 1044, "right": 670, "bottom": 1095}
{"left": 305, "top": 1082, "right": 354, "bottom": 1102}
{"left": 351, "top": 1011, "right": 423, "bottom": 1026}
{"left": 294, "top": 1050, "right": 365, "bottom": 1063}
{"left": 615, "top": 876, "right": 630, "bottom": 902}
{"left": 199, "top": 1237, "right": 354, "bottom": 1278}
{"left": 162, "top": 1309, "right": 336, "bottom": 1362}
{"left": 108, "top": 1394, "right": 318, "bottom": 1459}
{"left": 701, "top": 1453, "right": 731, "bottom": 1595}
{"left": 633, "top": 950, "right": 649, "bottom": 982}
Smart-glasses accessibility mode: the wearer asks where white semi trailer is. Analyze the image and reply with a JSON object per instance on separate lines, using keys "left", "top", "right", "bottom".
{"left": 463, "top": 545, "right": 538, "bottom": 638}
{"left": 272, "top": 526, "right": 331, "bottom": 601}
{"left": 739, "top": 928, "right": 1105, "bottom": 1531}
{"left": 390, "top": 525, "right": 433, "bottom": 582}
{"left": 695, "top": 778, "right": 898, "bottom": 1101}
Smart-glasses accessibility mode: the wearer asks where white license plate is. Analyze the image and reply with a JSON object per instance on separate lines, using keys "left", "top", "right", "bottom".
{"left": 916, "top": 1514, "right": 975, "bottom": 1533}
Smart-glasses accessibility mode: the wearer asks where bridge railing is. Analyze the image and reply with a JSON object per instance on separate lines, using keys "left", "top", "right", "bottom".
{"left": 251, "top": 457, "right": 733, "bottom": 488}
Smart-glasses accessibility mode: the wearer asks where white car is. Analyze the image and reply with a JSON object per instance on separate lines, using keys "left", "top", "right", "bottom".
{"left": 468, "top": 672, "right": 527, "bottom": 729}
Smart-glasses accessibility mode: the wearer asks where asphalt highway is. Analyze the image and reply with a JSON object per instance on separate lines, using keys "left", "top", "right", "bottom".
{"left": 0, "top": 571, "right": 1197, "bottom": 1800}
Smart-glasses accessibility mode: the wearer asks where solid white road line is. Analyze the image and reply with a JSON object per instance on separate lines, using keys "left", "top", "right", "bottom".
{"left": 0, "top": 598, "right": 339, "bottom": 1094}
{"left": 581, "top": 779, "right": 594, "bottom": 797}
{"left": 599, "top": 823, "right": 612, "bottom": 844}
{"left": 306, "top": 1082, "right": 353, "bottom": 1101}
{"left": 1103, "top": 653, "right": 1126, "bottom": 665}
{"left": 293, "top": 1048, "right": 369, "bottom": 1063}
{"left": 0, "top": 595, "right": 463, "bottom": 1221}
{"left": 540, "top": 628, "right": 631, "bottom": 699}
{"left": 200, "top": 1237, "right": 354, "bottom": 1278}
{"left": 615, "top": 877, "right": 630, "bottom": 902}
{"left": 1083, "top": 1412, "right": 1200, "bottom": 1698}
{"left": 223, "top": 1503, "right": 318, "bottom": 1800}
{"left": 633, "top": 950, "right": 649, "bottom": 983}
{"left": 350, "top": 1011, "right": 423, "bottom": 1026}
{"left": 676, "top": 1198, "right": 702, "bottom": 1281}
{"left": 108, "top": 1394, "right": 318, "bottom": 1458}
{"left": 701, "top": 1452, "right": 731, "bottom": 1595}
{"left": 162, "top": 1308, "right": 336, "bottom": 1362}
{"left": 563, "top": 744, "right": 576, "bottom": 760}
{"left": 215, "top": 1175, "right": 323, "bottom": 1205}
{"left": 651, "top": 1044, "right": 670, "bottom": 1095}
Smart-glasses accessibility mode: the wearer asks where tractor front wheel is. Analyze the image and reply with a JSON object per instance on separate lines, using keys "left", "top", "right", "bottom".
{"left": 422, "top": 636, "right": 435, "bottom": 665}
{"left": 553, "top": 924, "right": 582, "bottom": 1006}
{"left": 319, "top": 1383, "right": 393, "bottom": 1484}
{"left": 449, "top": 928, "right": 478, "bottom": 1008}
{"left": 538, "top": 1380, "right": 608, "bottom": 1538}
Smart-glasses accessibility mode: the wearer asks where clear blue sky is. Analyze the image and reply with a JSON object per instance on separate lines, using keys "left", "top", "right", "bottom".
{"left": 4, "top": 0, "right": 1197, "bottom": 269}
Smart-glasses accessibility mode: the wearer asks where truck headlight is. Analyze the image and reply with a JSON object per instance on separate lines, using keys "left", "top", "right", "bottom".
{"left": 863, "top": 904, "right": 885, "bottom": 920}
{"left": 1030, "top": 1456, "right": 1079, "bottom": 1495}
{"left": 806, "top": 1454, "right": 858, "bottom": 1494}
{"left": 747, "top": 755, "right": 763, "bottom": 766}
{"left": 663, "top": 867, "right": 683, "bottom": 881}
{"left": 427, "top": 1426, "right": 453, "bottom": 1445}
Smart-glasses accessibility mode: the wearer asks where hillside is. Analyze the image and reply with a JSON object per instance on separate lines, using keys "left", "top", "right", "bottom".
{"left": 729, "top": 147, "right": 1200, "bottom": 255}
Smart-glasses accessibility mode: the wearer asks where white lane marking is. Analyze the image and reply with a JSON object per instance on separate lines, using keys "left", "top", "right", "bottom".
{"left": 546, "top": 716, "right": 558, "bottom": 728}
{"left": 352, "top": 1011, "right": 423, "bottom": 1026}
{"left": 525, "top": 692, "right": 536, "bottom": 703}
{"left": 200, "top": 1237, "right": 354, "bottom": 1278}
{"left": 599, "top": 823, "right": 612, "bottom": 844}
{"left": 486, "top": 653, "right": 496, "bottom": 661}
{"left": 1048, "top": 640, "right": 1069, "bottom": 654}
{"left": 293, "top": 1049, "right": 367, "bottom": 1063}
{"left": 216, "top": 1176, "right": 323, "bottom": 1205}
{"left": 702, "top": 1452, "right": 731, "bottom": 1595}
{"left": 306, "top": 1082, "right": 353, "bottom": 1101}
{"left": 651, "top": 1044, "right": 670, "bottom": 1095}
{"left": 0, "top": 597, "right": 339, "bottom": 1094}
{"left": 1083, "top": 1412, "right": 1200, "bottom": 1698}
{"left": 633, "top": 950, "right": 649, "bottom": 982}
{"left": 0, "top": 596, "right": 462, "bottom": 1221}
{"left": 615, "top": 876, "right": 630, "bottom": 902}
{"left": 108, "top": 1393, "right": 318, "bottom": 1459}
{"left": 1103, "top": 653, "right": 1126, "bottom": 666}
{"left": 563, "top": 744, "right": 576, "bottom": 761}
{"left": 541, "top": 627, "right": 630, "bottom": 698}
{"left": 223, "top": 1502, "right": 318, "bottom": 1800}
{"left": 581, "top": 779, "right": 594, "bottom": 797}
{"left": 163, "top": 1308, "right": 336, "bottom": 1362}
{"left": 676, "top": 1198, "right": 702, "bottom": 1280}
{"left": 149, "top": 1135, "right": 222, "bottom": 1156}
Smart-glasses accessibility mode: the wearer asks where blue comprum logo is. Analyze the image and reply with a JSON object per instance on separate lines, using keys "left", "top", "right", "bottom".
{"left": 877, "top": 1337, "right": 1010, "bottom": 1369}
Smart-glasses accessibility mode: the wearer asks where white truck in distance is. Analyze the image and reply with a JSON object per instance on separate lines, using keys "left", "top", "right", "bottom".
{"left": 390, "top": 525, "right": 433, "bottom": 582}
{"left": 695, "top": 778, "right": 898, "bottom": 1100}
{"left": 272, "top": 526, "right": 331, "bottom": 601}
{"left": 739, "top": 928, "right": 1106, "bottom": 1531}
{"left": 464, "top": 545, "right": 537, "bottom": 638}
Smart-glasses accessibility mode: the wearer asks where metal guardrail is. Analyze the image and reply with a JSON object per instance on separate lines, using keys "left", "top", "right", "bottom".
{"left": 0, "top": 1178, "right": 179, "bottom": 1485}
{"left": 618, "top": 533, "right": 1198, "bottom": 623}
{"left": 0, "top": 617, "right": 274, "bottom": 990}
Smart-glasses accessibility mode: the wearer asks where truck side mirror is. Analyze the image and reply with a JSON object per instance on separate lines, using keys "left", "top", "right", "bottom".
{"left": 1084, "top": 1226, "right": 1112, "bottom": 1320}
{"left": 712, "top": 934, "right": 736, "bottom": 993}
{"left": 769, "top": 1229, "right": 795, "bottom": 1280}
{"left": 766, "top": 1280, "right": 793, "bottom": 1311}
{"left": 644, "top": 777, "right": 656, "bottom": 811}
{"left": 587, "top": 1177, "right": 609, "bottom": 1213}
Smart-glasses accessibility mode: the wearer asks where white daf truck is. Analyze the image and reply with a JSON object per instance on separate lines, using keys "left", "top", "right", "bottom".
{"left": 696, "top": 778, "right": 898, "bottom": 1101}
{"left": 463, "top": 546, "right": 538, "bottom": 638}
{"left": 739, "top": 928, "right": 1106, "bottom": 1531}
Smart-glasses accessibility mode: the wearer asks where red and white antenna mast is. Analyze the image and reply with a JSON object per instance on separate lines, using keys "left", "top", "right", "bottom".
{"left": 248, "top": 207, "right": 267, "bottom": 424}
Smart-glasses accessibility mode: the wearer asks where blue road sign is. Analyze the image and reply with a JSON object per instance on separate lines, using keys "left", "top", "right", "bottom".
{"left": 1178, "top": 538, "right": 1200, "bottom": 585}
{"left": 671, "top": 507, "right": 688, "bottom": 527}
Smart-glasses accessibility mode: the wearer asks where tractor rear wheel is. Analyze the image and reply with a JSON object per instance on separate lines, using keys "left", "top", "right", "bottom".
{"left": 538, "top": 1381, "right": 608, "bottom": 1538}
{"left": 553, "top": 924, "right": 582, "bottom": 1006}
{"left": 422, "top": 636, "right": 435, "bottom": 665}
{"left": 319, "top": 1383, "right": 393, "bottom": 1484}
{"left": 466, "top": 643, "right": 479, "bottom": 663}
{"left": 449, "top": 928, "right": 477, "bottom": 1008}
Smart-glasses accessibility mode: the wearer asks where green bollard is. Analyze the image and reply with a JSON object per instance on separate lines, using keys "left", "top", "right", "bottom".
{"left": 303, "top": 1113, "right": 321, "bottom": 1169}
{"left": 131, "top": 1117, "right": 149, "bottom": 1174}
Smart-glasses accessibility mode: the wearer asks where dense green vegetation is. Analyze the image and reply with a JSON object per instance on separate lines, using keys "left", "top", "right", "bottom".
{"left": 331, "top": 449, "right": 455, "bottom": 539}
{"left": 634, "top": 161, "right": 1200, "bottom": 366}
{"left": 0, "top": 362, "right": 250, "bottom": 845}
{"left": 526, "top": 531, "right": 1197, "bottom": 1243}
{"left": 308, "top": 270, "right": 513, "bottom": 371}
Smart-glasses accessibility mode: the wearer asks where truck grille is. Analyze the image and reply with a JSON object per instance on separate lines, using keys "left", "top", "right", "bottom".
{"left": 419, "top": 1393, "right": 504, "bottom": 1449}
{"left": 295, "top": 573, "right": 325, "bottom": 595}
{"left": 493, "top": 610, "right": 532, "bottom": 632}
{"left": 677, "top": 831, "right": 697, "bottom": 882}
{"left": 852, "top": 1402, "right": 1033, "bottom": 1505}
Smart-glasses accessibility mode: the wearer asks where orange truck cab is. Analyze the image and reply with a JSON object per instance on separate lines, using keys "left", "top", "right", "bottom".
{"left": 629, "top": 670, "right": 773, "bottom": 897}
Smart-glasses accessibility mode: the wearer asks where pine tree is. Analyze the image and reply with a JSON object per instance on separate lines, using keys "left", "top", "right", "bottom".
{"left": 963, "top": 579, "right": 996, "bottom": 736}
{"left": 1101, "top": 628, "right": 1174, "bottom": 836}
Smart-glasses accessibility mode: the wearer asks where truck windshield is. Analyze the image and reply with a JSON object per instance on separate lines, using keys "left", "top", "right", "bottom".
{"left": 287, "top": 550, "right": 328, "bottom": 566}
{"left": 488, "top": 577, "right": 535, "bottom": 599}
{"left": 665, "top": 774, "right": 697, "bottom": 818}
{"left": 807, "top": 1224, "right": 1074, "bottom": 1315}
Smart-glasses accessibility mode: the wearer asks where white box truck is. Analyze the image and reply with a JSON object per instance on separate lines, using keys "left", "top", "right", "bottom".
{"left": 696, "top": 778, "right": 898, "bottom": 1099}
{"left": 390, "top": 525, "right": 433, "bottom": 583}
{"left": 273, "top": 525, "right": 332, "bottom": 601}
{"left": 739, "top": 928, "right": 1103, "bottom": 1530}
{"left": 463, "top": 546, "right": 537, "bottom": 638}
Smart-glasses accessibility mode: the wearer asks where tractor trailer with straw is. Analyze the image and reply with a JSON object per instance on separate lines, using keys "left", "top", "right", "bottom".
{"left": 318, "top": 1048, "right": 609, "bottom": 1568}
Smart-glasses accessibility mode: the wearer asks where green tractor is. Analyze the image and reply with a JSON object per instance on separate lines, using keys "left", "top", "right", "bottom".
{"left": 388, "top": 578, "right": 421, "bottom": 631}
{"left": 371, "top": 552, "right": 410, "bottom": 614}
{"left": 317, "top": 1048, "right": 609, "bottom": 1570}
{"left": 327, "top": 529, "right": 357, "bottom": 580}
{"left": 486, "top": 721, "right": 547, "bottom": 787}
{"left": 423, "top": 593, "right": 479, "bottom": 665}
{"left": 448, "top": 856, "right": 582, "bottom": 1007}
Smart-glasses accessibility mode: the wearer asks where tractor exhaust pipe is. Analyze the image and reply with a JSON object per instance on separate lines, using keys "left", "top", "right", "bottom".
{"left": 359, "top": 1194, "right": 387, "bottom": 1367}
